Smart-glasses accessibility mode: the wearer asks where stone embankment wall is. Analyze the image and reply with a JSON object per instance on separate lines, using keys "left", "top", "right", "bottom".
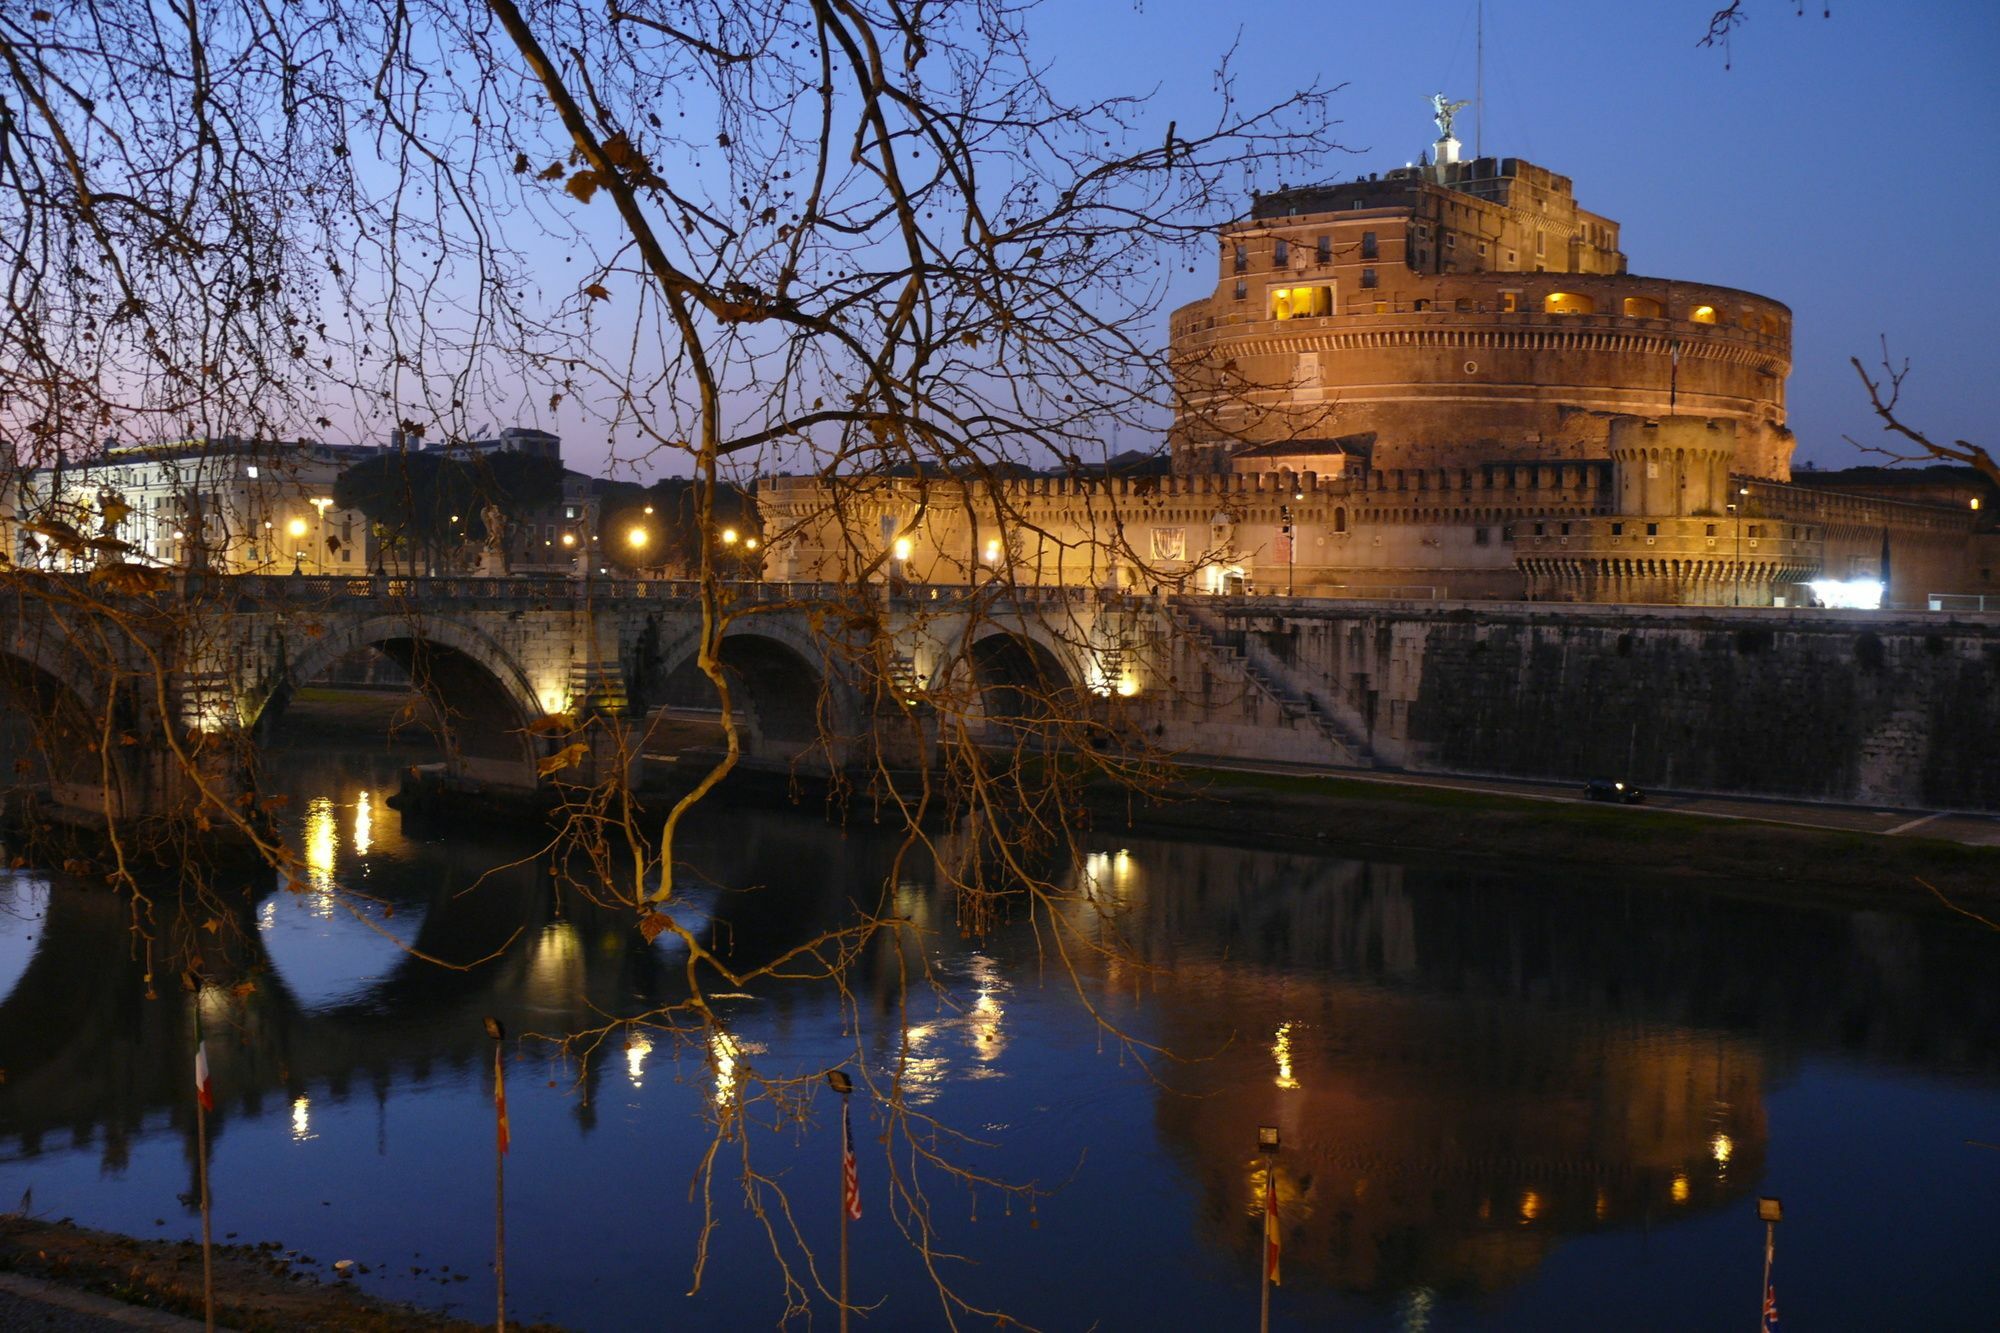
{"left": 1183, "top": 600, "right": 2000, "bottom": 810}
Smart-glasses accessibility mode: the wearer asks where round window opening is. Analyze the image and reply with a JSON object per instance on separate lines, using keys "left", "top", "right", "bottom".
{"left": 1464, "top": 360, "right": 1479, "bottom": 374}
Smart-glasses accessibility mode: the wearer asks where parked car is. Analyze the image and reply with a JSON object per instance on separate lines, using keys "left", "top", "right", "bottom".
{"left": 1583, "top": 778, "right": 1645, "bottom": 804}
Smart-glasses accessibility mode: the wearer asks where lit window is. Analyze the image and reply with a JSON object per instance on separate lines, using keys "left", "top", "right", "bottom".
{"left": 1691, "top": 304, "right": 1718, "bottom": 325}
{"left": 1500, "top": 291, "right": 1519, "bottom": 313}
{"left": 1543, "top": 292, "right": 1596, "bottom": 315}
{"left": 1269, "top": 285, "right": 1332, "bottom": 320}
{"left": 1623, "top": 296, "right": 1665, "bottom": 319}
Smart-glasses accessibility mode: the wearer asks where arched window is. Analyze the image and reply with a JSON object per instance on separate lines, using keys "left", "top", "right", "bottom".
{"left": 1544, "top": 292, "right": 1595, "bottom": 315}
{"left": 1690, "top": 304, "right": 1718, "bottom": 325}
{"left": 1622, "top": 296, "right": 1664, "bottom": 319}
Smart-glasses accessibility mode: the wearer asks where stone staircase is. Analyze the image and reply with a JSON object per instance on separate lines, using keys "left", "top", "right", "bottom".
{"left": 1170, "top": 602, "right": 1376, "bottom": 767}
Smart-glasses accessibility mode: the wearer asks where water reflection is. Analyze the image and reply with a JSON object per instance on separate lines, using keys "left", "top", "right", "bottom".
{"left": 3, "top": 744, "right": 2000, "bottom": 1329}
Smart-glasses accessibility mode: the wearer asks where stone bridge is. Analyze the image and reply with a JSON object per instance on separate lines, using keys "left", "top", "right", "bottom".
{"left": 0, "top": 573, "right": 1200, "bottom": 828}
{"left": 9, "top": 572, "right": 1995, "bottom": 826}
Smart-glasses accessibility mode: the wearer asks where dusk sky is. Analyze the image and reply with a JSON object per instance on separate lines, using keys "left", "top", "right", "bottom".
{"left": 1023, "top": 0, "right": 1999, "bottom": 472}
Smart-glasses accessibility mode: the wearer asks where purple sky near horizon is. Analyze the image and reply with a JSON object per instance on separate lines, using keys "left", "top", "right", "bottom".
{"left": 1020, "top": 0, "right": 1999, "bottom": 472}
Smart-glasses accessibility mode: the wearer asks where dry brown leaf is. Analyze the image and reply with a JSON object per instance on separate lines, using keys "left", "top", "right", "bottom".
{"left": 536, "top": 741, "right": 590, "bottom": 776}
{"left": 638, "top": 912, "right": 671, "bottom": 943}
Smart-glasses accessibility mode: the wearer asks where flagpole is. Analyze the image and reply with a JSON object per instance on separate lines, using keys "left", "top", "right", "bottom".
{"left": 1257, "top": 1125, "right": 1279, "bottom": 1333}
{"left": 485, "top": 1016, "right": 507, "bottom": 1333}
{"left": 839, "top": 1101, "right": 850, "bottom": 1333}
{"left": 826, "top": 1069, "right": 856, "bottom": 1333}
{"left": 190, "top": 992, "right": 214, "bottom": 1320}
{"left": 195, "top": 1041, "right": 215, "bottom": 1333}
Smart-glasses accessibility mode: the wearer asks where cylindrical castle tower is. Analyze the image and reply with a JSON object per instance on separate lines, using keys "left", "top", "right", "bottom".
{"left": 1169, "top": 153, "right": 1794, "bottom": 482}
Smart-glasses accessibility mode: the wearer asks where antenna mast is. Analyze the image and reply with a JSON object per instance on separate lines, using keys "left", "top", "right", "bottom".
{"left": 1475, "top": 0, "right": 1484, "bottom": 159}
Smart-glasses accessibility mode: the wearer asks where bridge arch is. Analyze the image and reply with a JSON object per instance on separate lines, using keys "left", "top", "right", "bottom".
{"left": 653, "top": 620, "right": 855, "bottom": 767}
{"left": 255, "top": 613, "right": 548, "bottom": 789}
{"left": 0, "top": 634, "right": 141, "bottom": 818}
{"left": 957, "top": 624, "right": 1087, "bottom": 732}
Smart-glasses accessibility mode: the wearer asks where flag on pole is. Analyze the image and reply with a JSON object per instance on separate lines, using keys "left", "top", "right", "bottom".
{"left": 841, "top": 1098, "right": 862, "bottom": 1221}
{"left": 194, "top": 1012, "right": 216, "bottom": 1104}
{"left": 1762, "top": 1283, "right": 1779, "bottom": 1331}
{"left": 495, "top": 1064, "right": 510, "bottom": 1156}
{"left": 1263, "top": 1168, "right": 1281, "bottom": 1286}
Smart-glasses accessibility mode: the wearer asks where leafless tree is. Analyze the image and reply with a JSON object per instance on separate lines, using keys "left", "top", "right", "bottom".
{"left": 1, "top": 2, "right": 1337, "bottom": 1323}
{"left": 1846, "top": 344, "right": 1999, "bottom": 488}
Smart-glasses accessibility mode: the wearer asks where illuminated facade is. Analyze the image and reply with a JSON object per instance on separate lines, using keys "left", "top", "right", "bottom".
{"left": 765, "top": 112, "right": 1989, "bottom": 607}
{"left": 9, "top": 436, "right": 372, "bottom": 575}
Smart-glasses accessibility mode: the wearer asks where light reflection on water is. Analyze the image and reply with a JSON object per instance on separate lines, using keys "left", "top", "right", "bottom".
{"left": 1, "top": 742, "right": 1998, "bottom": 1331}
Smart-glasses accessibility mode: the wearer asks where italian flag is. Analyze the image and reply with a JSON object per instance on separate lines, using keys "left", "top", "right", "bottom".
{"left": 195, "top": 1040, "right": 215, "bottom": 1113}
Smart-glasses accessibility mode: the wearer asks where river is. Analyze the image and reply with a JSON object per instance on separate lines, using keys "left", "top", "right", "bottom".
{"left": 2, "top": 727, "right": 1997, "bottom": 1329}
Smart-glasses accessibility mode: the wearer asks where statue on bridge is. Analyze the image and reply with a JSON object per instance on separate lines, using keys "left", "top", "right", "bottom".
{"left": 478, "top": 501, "right": 511, "bottom": 576}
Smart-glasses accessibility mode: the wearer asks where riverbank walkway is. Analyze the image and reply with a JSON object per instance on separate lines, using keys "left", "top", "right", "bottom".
{"left": 1184, "top": 757, "right": 2000, "bottom": 848}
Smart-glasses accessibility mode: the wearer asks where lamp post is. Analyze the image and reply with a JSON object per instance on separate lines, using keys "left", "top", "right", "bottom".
{"left": 1757, "top": 1196, "right": 1782, "bottom": 1331}
{"left": 310, "top": 496, "right": 333, "bottom": 573}
{"left": 288, "top": 516, "right": 308, "bottom": 575}
{"left": 1729, "top": 485, "right": 1749, "bottom": 607}
{"left": 1279, "top": 505, "right": 1294, "bottom": 598}
{"left": 1258, "top": 1124, "right": 1280, "bottom": 1333}
{"left": 826, "top": 1069, "right": 856, "bottom": 1333}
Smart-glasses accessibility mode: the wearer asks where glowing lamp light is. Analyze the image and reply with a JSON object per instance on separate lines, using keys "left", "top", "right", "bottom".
{"left": 288, "top": 518, "right": 308, "bottom": 537}
{"left": 1115, "top": 675, "right": 1140, "bottom": 697}
{"left": 627, "top": 526, "right": 649, "bottom": 549}
{"left": 721, "top": 527, "right": 739, "bottom": 545}
{"left": 1806, "top": 578, "right": 1884, "bottom": 610}
{"left": 984, "top": 538, "right": 1003, "bottom": 563}
{"left": 893, "top": 536, "right": 912, "bottom": 561}
{"left": 560, "top": 532, "right": 577, "bottom": 547}
{"left": 744, "top": 537, "right": 758, "bottom": 551}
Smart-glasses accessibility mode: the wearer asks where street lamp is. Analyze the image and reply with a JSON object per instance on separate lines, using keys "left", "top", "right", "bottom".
{"left": 1279, "top": 504, "right": 1296, "bottom": 598}
{"left": 1728, "top": 484, "right": 1750, "bottom": 607}
{"left": 1757, "top": 1196, "right": 1782, "bottom": 1330}
{"left": 310, "top": 496, "right": 333, "bottom": 573}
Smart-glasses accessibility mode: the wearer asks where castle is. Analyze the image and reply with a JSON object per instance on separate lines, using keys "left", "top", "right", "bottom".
{"left": 763, "top": 103, "right": 1992, "bottom": 609}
